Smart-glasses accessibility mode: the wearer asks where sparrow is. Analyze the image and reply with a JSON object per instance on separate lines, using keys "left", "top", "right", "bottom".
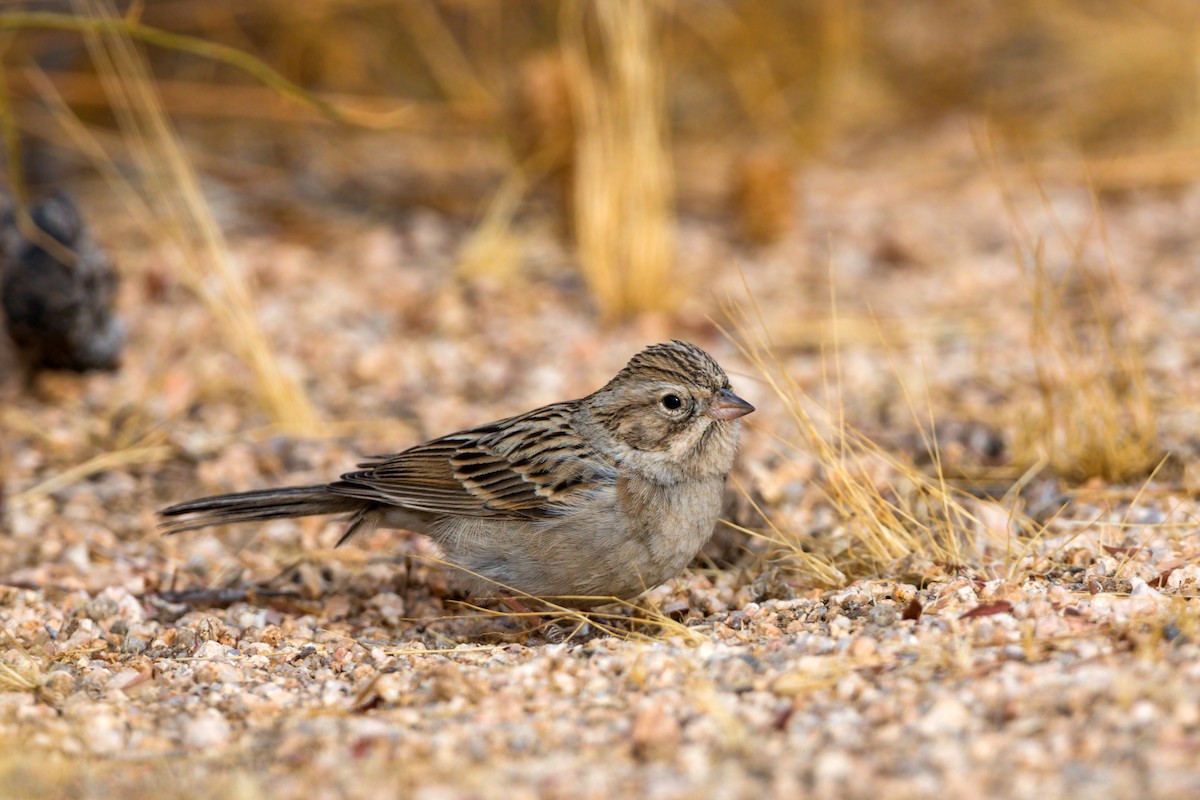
{"left": 160, "top": 341, "right": 754, "bottom": 603}
{"left": 1, "top": 192, "right": 125, "bottom": 375}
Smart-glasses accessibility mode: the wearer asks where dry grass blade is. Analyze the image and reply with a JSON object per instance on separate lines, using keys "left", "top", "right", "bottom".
{"left": 563, "top": 0, "right": 675, "bottom": 319}
{"left": 0, "top": 631, "right": 44, "bottom": 695}
{"left": 20, "top": 64, "right": 145, "bottom": 221}
{"left": 720, "top": 483, "right": 846, "bottom": 588}
{"left": 663, "top": 0, "right": 794, "bottom": 135}
{"left": 8, "top": 443, "right": 172, "bottom": 507}
{"left": 11, "top": 69, "right": 475, "bottom": 130}
{"left": 0, "top": 9, "right": 343, "bottom": 122}
{"left": 73, "top": 0, "right": 319, "bottom": 433}
{"left": 0, "top": 660, "right": 42, "bottom": 694}
{"left": 456, "top": 162, "right": 528, "bottom": 281}
{"left": 981, "top": 138, "right": 1162, "bottom": 484}
{"left": 414, "top": 554, "right": 705, "bottom": 644}
{"left": 393, "top": 0, "right": 495, "bottom": 112}
{"left": 0, "top": 59, "right": 83, "bottom": 268}
{"left": 1017, "top": 256, "right": 1160, "bottom": 483}
{"left": 722, "top": 293, "right": 1011, "bottom": 586}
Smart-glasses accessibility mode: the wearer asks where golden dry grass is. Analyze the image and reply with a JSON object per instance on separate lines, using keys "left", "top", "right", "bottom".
{"left": 0, "top": 0, "right": 1184, "bottom": 592}
{"left": 723, "top": 294, "right": 1015, "bottom": 588}
{"left": 73, "top": 0, "right": 319, "bottom": 433}
{"left": 411, "top": 554, "right": 708, "bottom": 645}
{"left": 3, "top": 0, "right": 1197, "bottom": 326}
{"left": 0, "top": 752, "right": 264, "bottom": 800}
{"left": 1013, "top": 255, "right": 1161, "bottom": 484}
{"left": 984, "top": 148, "right": 1163, "bottom": 484}
{"left": 563, "top": 0, "right": 675, "bottom": 320}
{"left": 1, "top": 6, "right": 1198, "bottom": 798}
{"left": 0, "top": 3, "right": 332, "bottom": 432}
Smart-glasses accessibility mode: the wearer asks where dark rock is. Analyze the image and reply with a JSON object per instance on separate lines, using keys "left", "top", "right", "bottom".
{"left": 1, "top": 192, "right": 125, "bottom": 374}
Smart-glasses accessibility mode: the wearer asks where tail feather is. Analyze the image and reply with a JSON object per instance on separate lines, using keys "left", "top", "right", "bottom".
{"left": 159, "top": 485, "right": 362, "bottom": 535}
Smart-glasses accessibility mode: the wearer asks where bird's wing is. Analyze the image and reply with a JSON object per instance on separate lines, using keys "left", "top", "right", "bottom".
{"left": 328, "top": 403, "right": 615, "bottom": 519}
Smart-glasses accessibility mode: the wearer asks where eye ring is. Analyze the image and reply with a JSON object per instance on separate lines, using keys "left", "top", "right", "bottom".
{"left": 661, "top": 394, "right": 684, "bottom": 410}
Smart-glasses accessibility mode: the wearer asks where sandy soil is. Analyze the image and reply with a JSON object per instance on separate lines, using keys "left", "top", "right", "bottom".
{"left": 2, "top": 129, "right": 1199, "bottom": 799}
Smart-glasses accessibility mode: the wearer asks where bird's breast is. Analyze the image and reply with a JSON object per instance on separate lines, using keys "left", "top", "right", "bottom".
{"left": 617, "top": 473, "right": 724, "bottom": 583}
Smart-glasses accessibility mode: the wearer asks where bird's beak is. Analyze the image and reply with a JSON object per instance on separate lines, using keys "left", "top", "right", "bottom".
{"left": 708, "top": 389, "right": 755, "bottom": 420}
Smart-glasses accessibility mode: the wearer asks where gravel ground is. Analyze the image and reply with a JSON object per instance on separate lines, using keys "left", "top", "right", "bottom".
{"left": 2, "top": 132, "right": 1199, "bottom": 798}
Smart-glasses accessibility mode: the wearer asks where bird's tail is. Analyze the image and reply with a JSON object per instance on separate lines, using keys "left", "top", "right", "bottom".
{"left": 159, "top": 485, "right": 363, "bottom": 535}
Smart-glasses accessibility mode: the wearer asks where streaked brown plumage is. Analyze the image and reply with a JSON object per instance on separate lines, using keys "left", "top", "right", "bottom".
{"left": 161, "top": 341, "right": 753, "bottom": 602}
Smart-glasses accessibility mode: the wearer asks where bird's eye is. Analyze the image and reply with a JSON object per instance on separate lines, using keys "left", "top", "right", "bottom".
{"left": 661, "top": 394, "right": 683, "bottom": 410}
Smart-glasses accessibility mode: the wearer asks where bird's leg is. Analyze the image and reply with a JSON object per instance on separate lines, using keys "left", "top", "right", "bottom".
{"left": 498, "top": 595, "right": 535, "bottom": 616}
{"left": 475, "top": 594, "right": 569, "bottom": 643}
{"left": 504, "top": 596, "right": 589, "bottom": 643}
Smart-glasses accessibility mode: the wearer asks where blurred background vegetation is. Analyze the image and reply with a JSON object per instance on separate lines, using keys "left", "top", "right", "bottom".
{"left": 5, "top": 0, "right": 1198, "bottom": 237}
{"left": 0, "top": 0, "right": 1195, "bottom": 453}
{"left": 0, "top": 0, "right": 1195, "bottom": 633}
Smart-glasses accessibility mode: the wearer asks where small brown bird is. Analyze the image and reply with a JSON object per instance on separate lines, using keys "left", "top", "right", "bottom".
{"left": 161, "top": 341, "right": 754, "bottom": 603}
{"left": 1, "top": 192, "right": 124, "bottom": 374}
